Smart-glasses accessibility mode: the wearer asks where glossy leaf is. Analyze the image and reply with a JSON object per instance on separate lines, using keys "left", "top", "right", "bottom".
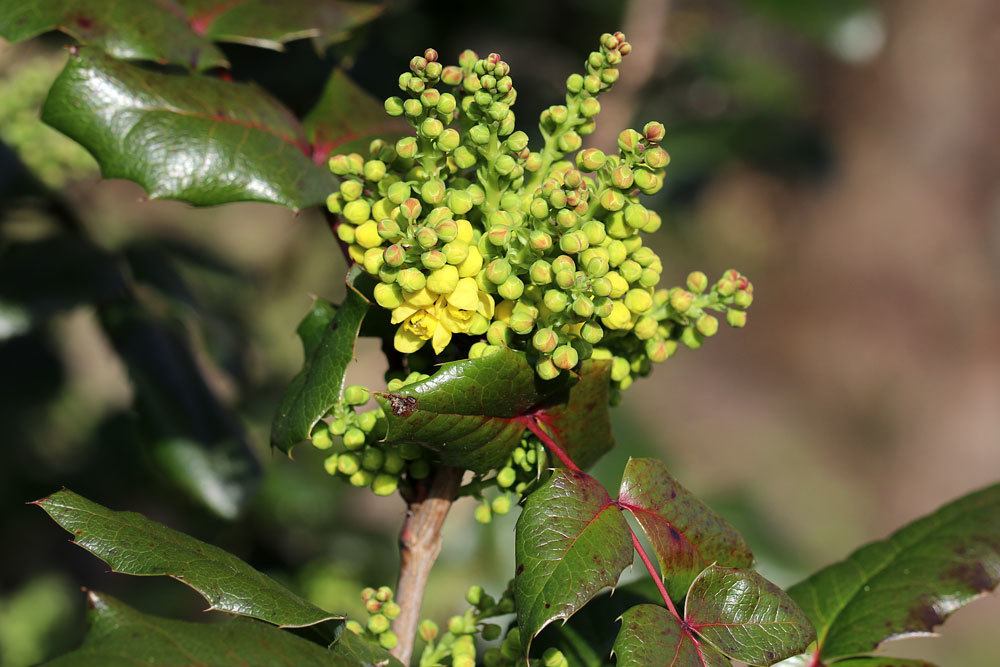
{"left": 98, "top": 296, "right": 259, "bottom": 520}
{"left": 542, "top": 360, "right": 615, "bottom": 470}
{"left": 377, "top": 349, "right": 572, "bottom": 473}
{"left": 685, "top": 566, "right": 815, "bottom": 665}
{"left": 0, "top": 0, "right": 226, "bottom": 71}
{"left": 181, "top": 0, "right": 383, "bottom": 51}
{"left": 513, "top": 470, "right": 633, "bottom": 649}
{"left": 271, "top": 289, "right": 369, "bottom": 454}
{"left": 36, "top": 489, "right": 341, "bottom": 629}
{"left": 618, "top": 458, "right": 753, "bottom": 600}
{"left": 787, "top": 482, "right": 1000, "bottom": 659}
{"left": 44, "top": 592, "right": 398, "bottom": 667}
{"left": 304, "top": 68, "right": 408, "bottom": 164}
{"left": 613, "top": 604, "right": 730, "bottom": 667}
{"left": 42, "top": 48, "right": 334, "bottom": 209}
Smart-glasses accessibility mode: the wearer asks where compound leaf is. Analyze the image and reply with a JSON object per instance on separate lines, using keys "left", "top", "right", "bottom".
{"left": 618, "top": 458, "right": 753, "bottom": 600}
{"left": 42, "top": 48, "right": 334, "bottom": 209}
{"left": 35, "top": 489, "right": 341, "bottom": 630}
{"left": 787, "top": 482, "right": 1000, "bottom": 660}
{"left": 613, "top": 604, "right": 730, "bottom": 667}
{"left": 513, "top": 470, "right": 633, "bottom": 650}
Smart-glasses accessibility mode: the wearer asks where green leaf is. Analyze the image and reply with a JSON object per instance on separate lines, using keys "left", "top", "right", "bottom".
{"left": 41, "top": 48, "right": 334, "bottom": 209}
{"left": 36, "top": 489, "right": 341, "bottom": 630}
{"left": 613, "top": 604, "right": 730, "bottom": 667}
{"left": 685, "top": 566, "right": 815, "bottom": 665}
{"left": 513, "top": 470, "right": 633, "bottom": 649}
{"left": 97, "top": 296, "right": 259, "bottom": 520}
{"left": 0, "top": 0, "right": 226, "bottom": 71}
{"left": 618, "top": 458, "right": 754, "bottom": 600}
{"left": 376, "top": 349, "right": 572, "bottom": 473}
{"left": 787, "top": 482, "right": 1000, "bottom": 660}
{"left": 271, "top": 288, "right": 369, "bottom": 454}
{"left": 181, "top": 0, "right": 384, "bottom": 51}
{"left": 304, "top": 68, "right": 409, "bottom": 163}
{"left": 44, "top": 592, "right": 398, "bottom": 667}
{"left": 542, "top": 360, "right": 614, "bottom": 470}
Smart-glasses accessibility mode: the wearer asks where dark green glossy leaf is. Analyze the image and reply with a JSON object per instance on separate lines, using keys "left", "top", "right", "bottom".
{"left": 36, "top": 489, "right": 341, "bottom": 629}
{"left": 535, "top": 579, "right": 663, "bottom": 667}
{"left": 613, "top": 604, "right": 730, "bottom": 667}
{"left": 42, "top": 48, "right": 334, "bottom": 209}
{"left": 98, "top": 296, "right": 259, "bottom": 520}
{"left": 43, "top": 592, "right": 397, "bottom": 667}
{"left": 376, "top": 349, "right": 572, "bottom": 473}
{"left": 181, "top": 0, "right": 383, "bottom": 51}
{"left": 542, "top": 360, "right": 614, "bottom": 470}
{"left": 787, "top": 482, "right": 1000, "bottom": 660}
{"left": 618, "top": 458, "right": 753, "bottom": 600}
{"left": 686, "top": 566, "right": 814, "bottom": 665}
{"left": 513, "top": 470, "right": 632, "bottom": 649}
{"left": 271, "top": 288, "right": 369, "bottom": 454}
{"left": 0, "top": 0, "right": 226, "bottom": 71}
{"left": 305, "top": 68, "right": 408, "bottom": 163}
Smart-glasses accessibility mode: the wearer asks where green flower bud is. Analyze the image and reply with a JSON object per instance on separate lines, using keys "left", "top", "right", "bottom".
{"left": 559, "top": 231, "right": 588, "bottom": 254}
{"left": 572, "top": 295, "right": 595, "bottom": 318}
{"left": 727, "top": 309, "right": 747, "bottom": 328}
{"left": 386, "top": 181, "right": 410, "bottom": 205}
{"left": 376, "top": 217, "right": 400, "bottom": 241}
{"left": 337, "top": 452, "right": 360, "bottom": 476}
{"left": 343, "top": 427, "right": 366, "bottom": 450}
{"left": 508, "top": 310, "right": 535, "bottom": 335}
{"left": 495, "top": 154, "right": 516, "bottom": 176}
{"left": 409, "top": 459, "right": 431, "bottom": 479}
{"left": 549, "top": 105, "right": 569, "bottom": 125}
{"left": 434, "top": 220, "right": 458, "bottom": 244}
{"left": 645, "top": 146, "right": 670, "bottom": 170}
{"left": 577, "top": 147, "right": 606, "bottom": 172}
{"left": 526, "top": 233, "right": 551, "bottom": 255}
{"left": 685, "top": 271, "right": 708, "bottom": 294}
{"left": 543, "top": 289, "right": 569, "bottom": 313}
{"left": 557, "top": 130, "right": 582, "bottom": 153}
{"left": 397, "top": 268, "right": 426, "bottom": 292}
{"left": 349, "top": 469, "right": 374, "bottom": 487}
{"left": 599, "top": 189, "right": 625, "bottom": 212}
{"left": 360, "top": 447, "right": 384, "bottom": 472}
{"left": 554, "top": 269, "right": 576, "bottom": 290}
{"left": 415, "top": 227, "right": 438, "bottom": 249}
{"left": 492, "top": 494, "right": 512, "bottom": 515}
{"left": 383, "top": 450, "right": 405, "bottom": 474}
{"left": 734, "top": 289, "right": 753, "bottom": 308}
{"left": 535, "top": 358, "right": 560, "bottom": 380}
{"left": 670, "top": 289, "right": 693, "bottom": 313}
{"left": 497, "top": 467, "right": 517, "bottom": 488}
{"left": 639, "top": 268, "right": 660, "bottom": 288}
{"left": 580, "top": 321, "right": 604, "bottom": 343}
{"left": 619, "top": 259, "right": 642, "bottom": 284}
{"left": 345, "top": 619, "right": 363, "bottom": 635}
{"left": 566, "top": 72, "right": 584, "bottom": 92}
{"left": 447, "top": 190, "right": 473, "bottom": 215}
{"left": 696, "top": 314, "right": 719, "bottom": 337}
{"left": 486, "top": 259, "right": 512, "bottom": 285}
{"left": 482, "top": 624, "right": 502, "bottom": 641}
{"left": 419, "top": 179, "right": 445, "bottom": 205}
{"left": 357, "top": 410, "right": 379, "bottom": 433}
{"left": 532, "top": 328, "right": 559, "bottom": 353}
{"left": 623, "top": 204, "right": 647, "bottom": 229}
{"left": 552, "top": 255, "right": 576, "bottom": 273}
{"left": 378, "top": 631, "right": 398, "bottom": 650}
{"left": 582, "top": 220, "right": 607, "bottom": 245}
{"left": 633, "top": 315, "right": 658, "bottom": 340}
{"left": 555, "top": 208, "right": 577, "bottom": 229}
{"left": 529, "top": 260, "right": 553, "bottom": 285}
{"left": 552, "top": 344, "right": 579, "bottom": 370}
{"left": 486, "top": 321, "right": 510, "bottom": 347}
{"left": 372, "top": 473, "right": 399, "bottom": 497}
{"left": 311, "top": 424, "right": 333, "bottom": 449}
{"left": 487, "top": 224, "right": 511, "bottom": 246}
{"left": 681, "top": 326, "right": 702, "bottom": 349}
{"left": 454, "top": 145, "right": 477, "bottom": 169}
{"left": 498, "top": 275, "right": 524, "bottom": 300}
{"left": 580, "top": 96, "right": 601, "bottom": 118}
{"left": 611, "top": 356, "right": 630, "bottom": 382}
{"left": 345, "top": 384, "right": 370, "bottom": 405}
{"left": 618, "top": 129, "right": 642, "bottom": 153}
{"left": 474, "top": 503, "right": 492, "bottom": 524}
{"left": 543, "top": 648, "right": 569, "bottom": 667}
{"left": 606, "top": 271, "right": 630, "bottom": 298}
{"left": 419, "top": 620, "right": 439, "bottom": 642}
{"left": 329, "top": 154, "right": 351, "bottom": 176}
{"left": 529, "top": 197, "right": 549, "bottom": 219}
{"left": 611, "top": 164, "right": 634, "bottom": 189}
{"left": 646, "top": 338, "right": 676, "bottom": 363}
{"left": 469, "top": 124, "right": 490, "bottom": 145}
{"left": 507, "top": 130, "right": 529, "bottom": 152}
{"left": 396, "top": 136, "right": 418, "bottom": 159}
{"left": 442, "top": 241, "right": 469, "bottom": 266}
{"left": 382, "top": 601, "right": 401, "bottom": 620}
{"left": 340, "top": 179, "right": 363, "bottom": 201}
{"left": 591, "top": 276, "right": 612, "bottom": 297}
{"left": 330, "top": 417, "right": 348, "bottom": 436}
{"left": 633, "top": 167, "right": 659, "bottom": 192}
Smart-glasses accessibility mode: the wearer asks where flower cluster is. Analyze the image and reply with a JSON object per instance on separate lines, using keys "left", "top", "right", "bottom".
{"left": 327, "top": 32, "right": 754, "bottom": 387}
{"left": 345, "top": 586, "right": 401, "bottom": 651}
{"left": 464, "top": 433, "right": 549, "bottom": 524}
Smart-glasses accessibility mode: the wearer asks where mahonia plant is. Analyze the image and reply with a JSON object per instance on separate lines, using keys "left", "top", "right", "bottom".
{"left": 11, "top": 8, "right": 998, "bottom": 667}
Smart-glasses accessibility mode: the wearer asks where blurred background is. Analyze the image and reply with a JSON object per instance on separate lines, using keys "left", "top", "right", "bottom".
{"left": 2, "top": 0, "right": 999, "bottom": 664}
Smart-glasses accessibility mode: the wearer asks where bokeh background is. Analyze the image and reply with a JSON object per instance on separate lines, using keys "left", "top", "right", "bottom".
{"left": 2, "top": 0, "right": 999, "bottom": 664}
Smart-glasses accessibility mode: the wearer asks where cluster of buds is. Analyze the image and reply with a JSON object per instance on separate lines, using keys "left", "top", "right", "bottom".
{"left": 345, "top": 586, "right": 401, "bottom": 651}
{"left": 327, "top": 31, "right": 753, "bottom": 386}
{"left": 418, "top": 585, "right": 516, "bottom": 667}
{"left": 310, "top": 378, "right": 432, "bottom": 489}
{"left": 466, "top": 434, "right": 548, "bottom": 523}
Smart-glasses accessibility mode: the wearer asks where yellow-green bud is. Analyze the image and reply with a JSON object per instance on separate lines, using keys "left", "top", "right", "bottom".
{"left": 611, "top": 357, "right": 630, "bottom": 382}
{"left": 734, "top": 289, "right": 753, "bottom": 308}
{"left": 686, "top": 271, "right": 708, "bottom": 294}
{"left": 349, "top": 469, "right": 374, "bottom": 487}
{"left": 337, "top": 452, "right": 360, "bottom": 476}
{"left": 371, "top": 474, "right": 399, "bottom": 497}
{"left": 383, "top": 450, "right": 405, "bottom": 474}
{"left": 696, "top": 314, "right": 719, "bottom": 337}
{"left": 543, "top": 289, "right": 569, "bottom": 313}
{"left": 670, "top": 289, "right": 693, "bottom": 313}
{"left": 633, "top": 315, "right": 658, "bottom": 339}
{"left": 447, "top": 190, "right": 473, "bottom": 215}
{"left": 582, "top": 220, "right": 607, "bottom": 245}
{"left": 572, "top": 295, "right": 595, "bottom": 318}
{"left": 340, "top": 181, "right": 363, "bottom": 203}
{"left": 396, "top": 136, "right": 418, "bottom": 159}
{"left": 552, "top": 344, "right": 579, "bottom": 370}
{"left": 529, "top": 260, "right": 553, "bottom": 285}
{"left": 342, "top": 199, "right": 370, "bottom": 225}
{"left": 498, "top": 275, "right": 524, "bottom": 300}
{"left": 361, "top": 447, "right": 385, "bottom": 471}
{"left": 397, "top": 268, "right": 426, "bottom": 292}
{"left": 727, "top": 309, "right": 747, "bottom": 328}
{"left": 497, "top": 467, "right": 517, "bottom": 488}
{"left": 475, "top": 503, "right": 492, "bottom": 524}
{"left": 345, "top": 385, "right": 370, "bottom": 405}
{"left": 577, "top": 148, "right": 606, "bottom": 172}
{"left": 454, "top": 145, "right": 477, "bottom": 169}
{"left": 600, "top": 189, "right": 625, "bottom": 212}
{"left": 492, "top": 494, "right": 512, "bottom": 515}
{"left": 645, "top": 146, "right": 670, "bottom": 169}
{"left": 580, "top": 321, "right": 604, "bottom": 343}
{"left": 486, "top": 259, "right": 512, "bottom": 284}
{"left": 602, "top": 301, "right": 632, "bottom": 330}
{"left": 415, "top": 227, "right": 438, "bottom": 249}
{"left": 343, "top": 428, "right": 366, "bottom": 449}
{"left": 419, "top": 620, "right": 439, "bottom": 642}
{"left": 427, "top": 265, "right": 459, "bottom": 294}
{"left": 646, "top": 338, "right": 676, "bottom": 362}
{"left": 345, "top": 619, "right": 363, "bottom": 634}
{"left": 533, "top": 328, "right": 559, "bottom": 353}
{"left": 559, "top": 231, "right": 588, "bottom": 254}
{"left": 357, "top": 411, "right": 379, "bottom": 433}
{"left": 508, "top": 310, "right": 535, "bottom": 335}
{"left": 311, "top": 424, "right": 333, "bottom": 449}
{"left": 382, "top": 244, "right": 405, "bottom": 268}
{"left": 378, "top": 631, "right": 398, "bottom": 650}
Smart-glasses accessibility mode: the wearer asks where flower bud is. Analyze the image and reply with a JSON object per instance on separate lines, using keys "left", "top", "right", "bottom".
{"left": 469, "top": 124, "right": 490, "bottom": 145}
{"left": 577, "top": 147, "right": 606, "bottom": 172}
{"left": 371, "top": 473, "right": 399, "bottom": 497}
{"left": 580, "top": 96, "right": 601, "bottom": 118}
{"left": 508, "top": 310, "right": 535, "bottom": 335}
{"left": 581, "top": 220, "right": 607, "bottom": 245}
{"left": 475, "top": 503, "right": 492, "bottom": 524}
{"left": 378, "top": 631, "right": 398, "bottom": 650}
{"left": 427, "top": 265, "right": 459, "bottom": 294}
{"left": 685, "top": 271, "right": 708, "bottom": 294}
{"left": 611, "top": 165, "right": 634, "bottom": 189}
{"left": 345, "top": 385, "right": 370, "bottom": 405}
{"left": 557, "top": 131, "right": 582, "bottom": 153}
{"left": 498, "top": 275, "right": 524, "bottom": 300}
{"left": 559, "top": 231, "right": 588, "bottom": 254}
{"left": 645, "top": 146, "right": 670, "bottom": 169}
{"left": 419, "top": 250, "right": 445, "bottom": 270}
{"left": 337, "top": 452, "right": 360, "bottom": 476}
{"left": 532, "top": 328, "right": 559, "bottom": 353}
{"left": 618, "top": 129, "right": 642, "bottom": 153}
{"left": 343, "top": 427, "right": 366, "bottom": 450}
{"left": 670, "top": 289, "right": 693, "bottom": 313}
{"left": 733, "top": 290, "right": 753, "bottom": 308}
{"left": 396, "top": 268, "right": 426, "bottom": 292}
{"left": 543, "top": 289, "right": 569, "bottom": 313}
{"left": 485, "top": 259, "right": 512, "bottom": 285}
{"left": 600, "top": 189, "right": 625, "bottom": 212}
{"left": 726, "top": 309, "right": 747, "bottom": 328}
{"left": 492, "top": 494, "right": 512, "bottom": 515}
{"left": 580, "top": 321, "right": 604, "bottom": 343}
{"left": 633, "top": 168, "right": 659, "bottom": 192}
{"left": 311, "top": 423, "right": 333, "bottom": 450}
{"left": 696, "top": 314, "right": 718, "bottom": 337}
{"left": 552, "top": 345, "right": 579, "bottom": 370}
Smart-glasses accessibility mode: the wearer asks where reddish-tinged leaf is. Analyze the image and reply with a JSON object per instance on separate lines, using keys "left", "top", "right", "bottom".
{"left": 541, "top": 359, "right": 615, "bottom": 470}
{"left": 614, "top": 604, "right": 730, "bottom": 667}
{"left": 618, "top": 458, "right": 753, "bottom": 600}
{"left": 513, "top": 470, "right": 633, "bottom": 650}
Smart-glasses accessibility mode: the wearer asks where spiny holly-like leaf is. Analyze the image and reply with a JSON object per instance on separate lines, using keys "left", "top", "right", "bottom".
{"left": 618, "top": 458, "right": 753, "bottom": 600}
{"left": 513, "top": 470, "right": 633, "bottom": 650}
{"left": 35, "top": 489, "right": 341, "bottom": 630}
{"left": 181, "top": 0, "right": 384, "bottom": 52}
{"left": 0, "top": 0, "right": 227, "bottom": 71}
{"left": 41, "top": 48, "right": 334, "bottom": 209}
{"left": 376, "top": 349, "right": 572, "bottom": 473}
{"left": 542, "top": 360, "right": 614, "bottom": 470}
{"left": 613, "top": 604, "right": 730, "bottom": 667}
{"left": 304, "top": 68, "right": 408, "bottom": 164}
{"left": 685, "top": 566, "right": 815, "bottom": 665}
{"left": 787, "top": 482, "right": 1000, "bottom": 660}
{"left": 43, "top": 592, "right": 399, "bottom": 667}
{"left": 271, "top": 288, "right": 369, "bottom": 454}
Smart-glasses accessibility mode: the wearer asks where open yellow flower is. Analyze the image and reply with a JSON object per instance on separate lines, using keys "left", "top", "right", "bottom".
{"left": 392, "top": 277, "right": 495, "bottom": 354}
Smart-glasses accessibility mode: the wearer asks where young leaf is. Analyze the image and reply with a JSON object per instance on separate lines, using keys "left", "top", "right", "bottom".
{"left": 685, "top": 566, "right": 815, "bottom": 665}
{"left": 304, "top": 68, "right": 409, "bottom": 164}
{"left": 542, "top": 360, "right": 615, "bottom": 470}
{"left": 787, "top": 482, "right": 1000, "bottom": 660}
{"left": 35, "top": 489, "right": 342, "bottom": 630}
{"left": 618, "top": 458, "right": 753, "bottom": 600}
{"left": 376, "top": 348, "right": 572, "bottom": 473}
{"left": 0, "top": 0, "right": 227, "bottom": 71}
{"left": 271, "top": 289, "right": 369, "bottom": 454}
{"left": 613, "top": 604, "right": 730, "bottom": 667}
{"left": 513, "top": 470, "right": 633, "bottom": 649}
{"left": 43, "top": 591, "right": 399, "bottom": 667}
{"left": 42, "top": 48, "right": 334, "bottom": 210}
{"left": 182, "top": 0, "right": 385, "bottom": 52}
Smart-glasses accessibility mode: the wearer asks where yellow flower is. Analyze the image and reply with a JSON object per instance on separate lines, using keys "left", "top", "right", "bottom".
{"left": 391, "top": 277, "right": 495, "bottom": 354}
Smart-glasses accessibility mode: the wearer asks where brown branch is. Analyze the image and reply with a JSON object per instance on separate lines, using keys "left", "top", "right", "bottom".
{"left": 391, "top": 466, "right": 464, "bottom": 664}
